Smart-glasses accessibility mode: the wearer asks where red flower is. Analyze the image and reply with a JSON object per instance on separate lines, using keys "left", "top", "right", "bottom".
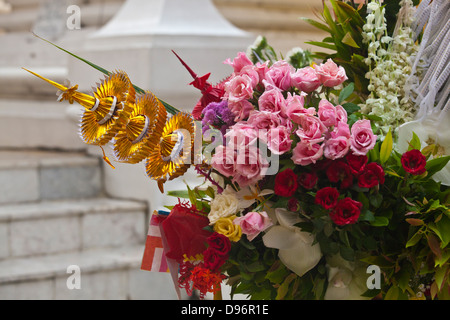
{"left": 274, "top": 168, "right": 298, "bottom": 197}
{"left": 298, "top": 171, "right": 318, "bottom": 189}
{"left": 178, "top": 261, "right": 225, "bottom": 299}
{"left": 190, "top": 265, "right": 226, "bottom": 299}
{"left": 203, "top": 247, "right": 227, "bottom": 272}
{"left": 315, "top": 187, "right": 340, "bottom": 210}
{"left": 401, "top": 149, "right": 427, "bottom": 175}
{"left": 326, "top": 160, "right": 353, "bottom": 189}
{"left": 206, "top": 232, "right": 231, "bottom": 257}
{"left": 358, "top": 162, "right": 385, "bottom": 188}
{"left": 346, "top": 153, "right": 368, "bottom": 175}
{"left": 329, "top": 197, "right": 362, "bottom": 226}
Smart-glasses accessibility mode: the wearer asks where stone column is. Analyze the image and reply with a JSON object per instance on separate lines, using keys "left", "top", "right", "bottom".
{"left": 66, "top": 0, "right": 254, "bottom": 211}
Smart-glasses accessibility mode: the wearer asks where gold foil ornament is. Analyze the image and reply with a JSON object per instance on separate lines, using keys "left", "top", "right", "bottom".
{"left": 113, "top": 92, "right": 167, "bottom": 164}
{"left": 23, "top": 68, "right": 134, "bottom": 147}
{"left": 80, "top": 71, "right": 135, "bottom": 146}
{"left": 24, "top": 67, "right": 195, "bottom": 193}
{"left": 145, "top": 112, "right": 196, "bottom": 192}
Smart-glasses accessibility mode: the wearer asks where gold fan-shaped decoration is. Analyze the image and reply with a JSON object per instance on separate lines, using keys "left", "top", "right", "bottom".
{"left": 145, "top": 112, "right": 196, "bottom": 192}
{"left": 79, "top": 71, "right": 135, "bottom": 146}
{"left": 22, "top": 68, "right": 135, "bottom": 147}
{"left": 113, "top": 92, "right": 167, "bottom": 164}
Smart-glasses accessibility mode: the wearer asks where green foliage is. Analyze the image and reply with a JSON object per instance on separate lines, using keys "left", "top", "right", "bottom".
{"left": 302, "top": 0, "right": 370, "bottom": 98}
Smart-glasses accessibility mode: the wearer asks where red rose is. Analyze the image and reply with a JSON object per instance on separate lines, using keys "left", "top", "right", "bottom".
{"left": 346, "top": 153, "right": 368, "bottom": 175}
{"left": 401, "top": 149, "right": 427, "bottom": 175}
{"left": 358, "top": 162, "right": 385, "bottom": 188}
{"left": 315, "top": 187, "right": 340, "bottom": 210}
{"left": 329, "top": 197, "right": 362, "bottom": 226}
{"left": 274, "top": 168, "right": 298, "bottom": 197}
{"left": 326, "top": 160, "right": 353, "bottom": 189}
{"left": 298, "top": 171, "right": 318, "bottom": 189}
{"left": 206, "top": 232, "right": 231, "bottom": 257}
{"left": 203, "top": 247, "right": 227, "bottom": 272}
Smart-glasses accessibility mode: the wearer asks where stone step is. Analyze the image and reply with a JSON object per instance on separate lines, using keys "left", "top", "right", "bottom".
{"left": 0, "top": 150, "right": 101, "bottom": 204}
{"left": 0, "top": 244, "right": 177, "bottom": 299}
{"left": 0, "top": 99, "right": 86, "bottom": 151}
{"left": 0, "top": 197, "right": 147, "bottom": 259}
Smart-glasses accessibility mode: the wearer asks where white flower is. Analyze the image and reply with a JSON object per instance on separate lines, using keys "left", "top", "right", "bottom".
{"left": 262, "top": 208, "right": 322, "bottom": 277}
{"left": 367, "top": 1, "right": 380, "bottom": 12}
{"left": 208, "top": 187, "right": 240, "bottom": 224}
{"left": 324, "top": 254, "right": 370, "bottom": 300}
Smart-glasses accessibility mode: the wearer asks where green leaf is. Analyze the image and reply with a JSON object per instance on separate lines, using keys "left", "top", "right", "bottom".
{"left": 266, "top": 261, "right": 289, "bottom": 284}
{"left": 370, "top": 216, "right": 389, "bottom": 227}
{"left": 384, "top": 286, "right": 400, "bottom": 300}
{"left": 300, "top": 17, "right": 332, "bottom": 33}
{"left": 166, "top": 190, "right": 190, "bottom": 199}
{"left": 408, "top": 132, "right": 421, "bottom": 151}
{"left": 305, "top": 41, "right": 337, "bottom": 51}
{"left": 276, "top": 273, "right": 297, "bottom": 300}
{"left": 369, "top": 193, "right": 383, "bottom": 208}
{"left": 435, "top": 214, "right": 450, "bottom": 248}
{"left": 380, "top": 128, "right": 393, "bottom": 164}
{"left": 338, "top": 82, "right": 355, "bottom": 104}
{"left": 246, "top": 261, "right": 266, "bottom": 273}
{"left": 341, "top": 32, "right": 360, "bottom": 48}
{"left": 434, "top": 265, "right": 448, "bottom": 291}
{"left": 406, "top": 230, "right": 422, "bottom": 248}
{"left": 425, "top": 156, "right": 450, "bottom": 178}
{"left": 341, "top": 102, "right": 360, "bottom": 113}
{"left": 340, "top": 245, "right": 355, "bottom": 261}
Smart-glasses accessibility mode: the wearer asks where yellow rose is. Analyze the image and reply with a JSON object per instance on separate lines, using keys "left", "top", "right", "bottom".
{"left": 213, "top": 215, "right": 242, "bottom": 242}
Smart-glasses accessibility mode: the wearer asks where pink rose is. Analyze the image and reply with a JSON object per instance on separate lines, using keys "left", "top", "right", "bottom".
{"left": 324, "top": 136, "right": 350, "bottom": 160}
{"left": 228, "top": 100, "right": 254, "bottom": 121}
{"left": 350, "top": 120, "right": 377, "bottom": 156}
{"left": 247, "top": 110, "right": 282, "bottom": 130}
{"left": 239, "top": 65, "right": 259, "bottom": 88}
{"left": 253, "top": 61, "right": 269, "bottom": 84}
{"left": 258, "top": 87, "right": 286, "bottom": 116}
{"left": 266, "top": 126, "right": 293, "bottom": 155}
{"left": 318, "top": 99, "right": 340, "bottom": 127}
{"left": 211, "top": 145, "right": 236, "bottom": 177}
{"left": 224, "top": 122, "right": 257, "bottom": 148}
{"left": 234, "top": 211, "right": 273, "bottom": 241}
{"left": 264, "top": 60, "right": 293, "bottom": 91}
{"left": 224, "top": 52, "right": 253, "bottom": 73}
{"left": 224, "top": 74, "right": 254, "bottom": 103}
{"left": 285, "top": 92, "right": 316, "bottom": 123}
{"left": 233, "top": 147, "right": 268, "bottom": 187}
{"left": 335, "top": 105, "right": 348, "bottom": 124}
{"left": 291, "top": 142, "right": 324, "bottom": 166}
{"left": 295, "top": 114, "right": 327, "bottom": 144}
{"left": 291, "top": 66, "right": 321, "bottom": 92}
{"left": 315, "top": 59, "right": 348, "bottom": 87}
{"left": 331, "top": 121, "right": 351, "bottom": 139}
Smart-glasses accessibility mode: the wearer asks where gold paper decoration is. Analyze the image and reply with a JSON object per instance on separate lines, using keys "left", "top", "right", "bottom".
{"left": 79, "top": 71, "right": 135, "bottom": 146}
{"left": 113, "top": 92, "right": 167, "bottom": 164}
{"left": 24, "top": 68, "right": 196, "bottom": 193}
{"left": 145, "top": 112, "right": 196, "bottom": 192}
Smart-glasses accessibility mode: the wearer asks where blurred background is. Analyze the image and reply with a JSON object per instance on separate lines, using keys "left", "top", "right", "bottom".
{"left": 0, "top": 0, "right": 326, "bottom": 299}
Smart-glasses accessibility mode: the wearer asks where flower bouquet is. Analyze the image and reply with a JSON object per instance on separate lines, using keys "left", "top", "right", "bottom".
{"left": 24, "top": 0, "right": 449, "bottom": 300}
